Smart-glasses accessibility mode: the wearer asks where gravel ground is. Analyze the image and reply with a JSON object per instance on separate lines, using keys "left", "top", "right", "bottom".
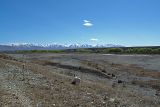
{"left": 0, "top": 53, "right": 160, "bottom": 107}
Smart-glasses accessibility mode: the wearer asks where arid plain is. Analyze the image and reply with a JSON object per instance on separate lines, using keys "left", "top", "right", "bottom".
{"left": 0, "top": 53, "right": 160, "bottom": 107}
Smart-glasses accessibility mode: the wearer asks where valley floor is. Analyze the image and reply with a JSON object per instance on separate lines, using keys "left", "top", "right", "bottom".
{"left": 0, "top": 53, "right": 160, "bottom": 107}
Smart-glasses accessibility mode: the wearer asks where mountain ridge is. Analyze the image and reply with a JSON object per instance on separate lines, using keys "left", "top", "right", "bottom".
{"left": 0, "top": 43, "right": 124, "bottom": 51}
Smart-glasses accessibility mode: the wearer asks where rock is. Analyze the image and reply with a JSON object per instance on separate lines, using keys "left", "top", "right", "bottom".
{"left": 102, "top": 69, "right": 106, "bottom": 73}
{"left": 103, "top": 95, "right": 109, "bottom": 100}
{"left": 75, "top": 104, "right": 80, "bottom": 106}
{"left": 131, "top": 81, "right": 136, "bottom": 85}
{"left": 155, "top": 91, "right": 160, "bottom": 96}
{"left": 15, "top": 96, "right": 18, "bottom": 99}
{"left": 109, "top": 98, "right": 115, "bottom": 102}
{"left": 107, "top": 73, "right": 111, "bottom": 75}
{"left": 112, "top": 83, "right": 116, "bottom": 88}
{"left": 12, "top": 93, "right": 16, "bottom": 96}
{"left": 78, "top": 66, "right": 82, "bottom": 70}
{"left": 87, "top": 92, "right": 92, "bottom": 95}
{"left": 112, "top": 74, "right": 116, "bottom": 77}
{"left": 102, "top": 101, "right": 106, "bottom": 104}
{"left": 118, "top": 80, "right": 123, "bottom": 83}
{"left": 71, "top": 76, "right": 81, "bottom": 85}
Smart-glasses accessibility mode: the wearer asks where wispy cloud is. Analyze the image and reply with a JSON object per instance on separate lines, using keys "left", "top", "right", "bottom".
{"left": 90, "top": 38, "right": 98, "bottom": 41}
{"left": 83, "top": 20, "right": 93, "bottom": 27}
{"left": 83, "top": 20, "right": 90, "bottom": 23}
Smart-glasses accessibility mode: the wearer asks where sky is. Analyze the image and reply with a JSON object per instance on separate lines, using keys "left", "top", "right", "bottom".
{"left": 0, "top": 0, "right": 160, "bottom": 46}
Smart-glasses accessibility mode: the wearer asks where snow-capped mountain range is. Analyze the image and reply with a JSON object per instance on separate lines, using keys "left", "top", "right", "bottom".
{"left": 0, "top": 43, "right": 124, "bottom": 51}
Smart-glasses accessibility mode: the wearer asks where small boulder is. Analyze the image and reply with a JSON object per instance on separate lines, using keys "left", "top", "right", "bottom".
{"left": 78, "top": 66, "right": 82, "bottom": 70}
{"left": 102, "top": 69, "right": 106, "bottom": 73}
{"left": 112, "top": 82, "right": 116, "bottom": 88}
{"left": 118, "top": 80, "right": 123, "bottom": 83}
{"left": 107, "top": 73, "right": 111, "bottom": 75}
{"left": 155, "top": 91, "right": 160, "bottom": 96}
{"left": 71, "top": 76, "right": 81, "bottom": 85}
{"left": 112, "top": 74, "right": 116, "bottom": 77}
{"left": 109, "top": 98, "right": 115, "bottom": 102}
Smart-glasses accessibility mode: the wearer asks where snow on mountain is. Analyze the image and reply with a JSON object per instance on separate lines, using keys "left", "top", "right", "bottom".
{"left": 0, "top": 43, "right": 124, "bottom": 51}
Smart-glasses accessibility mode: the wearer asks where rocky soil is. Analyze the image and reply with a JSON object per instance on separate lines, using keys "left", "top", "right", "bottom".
{"left": 0, "top": 53, "right": 160, "bottom": 107}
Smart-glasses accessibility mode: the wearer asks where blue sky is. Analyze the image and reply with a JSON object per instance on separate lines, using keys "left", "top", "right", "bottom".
{"left": 0, "top": 0, "right": 160, "bottom": 46}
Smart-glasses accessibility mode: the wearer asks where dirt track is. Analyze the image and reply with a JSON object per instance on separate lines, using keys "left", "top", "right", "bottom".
{"left": 0, "top": 53, "right": 160, "bottom": 107}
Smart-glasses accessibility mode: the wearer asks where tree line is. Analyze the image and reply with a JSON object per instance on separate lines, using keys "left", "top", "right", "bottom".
{"left": 73, "top": 47, "right": 160, "bottom": 54}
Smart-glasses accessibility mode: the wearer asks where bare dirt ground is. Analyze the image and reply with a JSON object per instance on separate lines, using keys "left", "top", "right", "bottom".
{"left": 0, "top": 53, "right": 160, "bottom": 107}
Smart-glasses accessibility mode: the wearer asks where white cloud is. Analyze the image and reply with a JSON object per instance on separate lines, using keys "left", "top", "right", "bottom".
{"left": 83, "top": 20, "right": 90, "bottom": 23}
{"left": 90, "top": 38, "right": 98, "bottom": 41}
{"left": 83, "top": 20, "right": 93, "bottom": 27}
{"left": 83, "top": 22, "right": 93, "bottom": 27}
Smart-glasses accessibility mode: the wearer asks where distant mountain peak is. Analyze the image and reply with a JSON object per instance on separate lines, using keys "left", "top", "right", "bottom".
{"left": 0, "top": 43, "right": 124, "bottom": 51}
